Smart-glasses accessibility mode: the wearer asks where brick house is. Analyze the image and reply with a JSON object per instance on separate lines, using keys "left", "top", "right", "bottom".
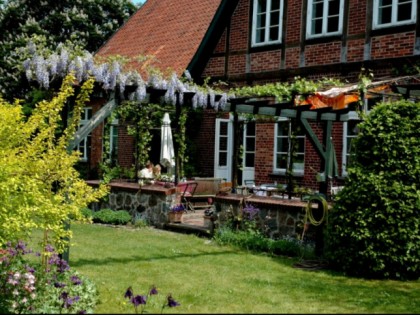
{"left": 83, "top": 0, "right": 419, "bottom": 197}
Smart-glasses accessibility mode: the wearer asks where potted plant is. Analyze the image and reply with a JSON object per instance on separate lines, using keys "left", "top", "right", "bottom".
{"left": 168, "top": 204, "right": 185, "bottom": 223}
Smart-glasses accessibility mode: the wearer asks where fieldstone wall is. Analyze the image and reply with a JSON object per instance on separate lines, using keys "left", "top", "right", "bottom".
{"left": 87, "top": 180, "right": 177, "bottom": 228}
{"left": 86, "top": 180, "right": 329, "bottom": 240}
{"left": 213, "top": 194, "right": 317, "bottom": 239}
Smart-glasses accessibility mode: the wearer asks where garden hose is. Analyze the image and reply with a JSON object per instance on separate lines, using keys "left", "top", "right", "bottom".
{"left": 301, "top": 195, "right": 329, "bottom": 241}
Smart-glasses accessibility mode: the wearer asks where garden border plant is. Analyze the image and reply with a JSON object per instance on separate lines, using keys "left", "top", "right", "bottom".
{"left": 325, "top": 99, "right": 419, "bottom": 280}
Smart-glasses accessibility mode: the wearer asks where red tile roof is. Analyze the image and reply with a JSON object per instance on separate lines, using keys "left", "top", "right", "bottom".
{"left": 96, "top": 0, "right": 223, "bottom": 79}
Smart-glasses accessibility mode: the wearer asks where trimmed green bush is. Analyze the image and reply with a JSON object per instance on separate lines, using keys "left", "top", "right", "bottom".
{"left": 92, "top": 209, "right": 131, "bottom": 225}
{"left": 81, "top": 207, "right": 94, "bottom": 219}
{"left": 325, "top": 100, "right": 419, "bottom": 280}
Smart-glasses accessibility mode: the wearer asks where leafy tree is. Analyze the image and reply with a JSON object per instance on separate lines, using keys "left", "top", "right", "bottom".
{"left": 0, "top": 74, "right": 108, "bottom": 252}
{"left": 0, "top": 0, "right": 136, "bottom": 100}
{"left": 325, "top": 100, "right": 420, "bottom": 280}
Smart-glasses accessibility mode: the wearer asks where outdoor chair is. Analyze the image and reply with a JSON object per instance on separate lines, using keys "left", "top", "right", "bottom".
{"left": 177, "top": 178, "right": 223, "bottom": 212}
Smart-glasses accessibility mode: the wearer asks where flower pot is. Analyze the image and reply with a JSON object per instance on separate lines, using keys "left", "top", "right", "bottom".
{"left": 168, "top": 211, "right": 183, "bottom": 223}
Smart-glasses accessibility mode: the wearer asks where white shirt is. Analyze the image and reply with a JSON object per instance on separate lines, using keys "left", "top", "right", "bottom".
{"left": 139, "top": 168, "right": 153, "bottom": 178}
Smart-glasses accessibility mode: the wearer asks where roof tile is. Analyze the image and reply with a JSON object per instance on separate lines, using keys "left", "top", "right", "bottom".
{"left": 96, "top": 0, "right": 223, "bottom": 78}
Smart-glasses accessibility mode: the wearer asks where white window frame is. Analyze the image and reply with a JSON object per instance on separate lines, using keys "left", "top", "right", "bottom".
{"left": 306, "top": 0, "right": 344, "bottom": 39}
{"left": 252, "top": 0, "right": 284, "bottom": 47}
{"left": 273, "top": 118, "right": 306, "bottom": 176}
{"left": 77, "top": 107, "right": 92, "bottom": 162}
{"left": 109, "top": 118, "right": 119, "bottom": 162}
{"left": 342, "top": 119, "right": 358, "bottom": 176}
{"left": 243, "top": 121, "right": 256, "bottom": 169}
{"left": 373, "top": 0, "right": 417, "bottom": 29}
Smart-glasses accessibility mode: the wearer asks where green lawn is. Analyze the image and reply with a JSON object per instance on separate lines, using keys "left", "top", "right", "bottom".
{"left": 32, "top": 223, "right": 420, "bottom": 314}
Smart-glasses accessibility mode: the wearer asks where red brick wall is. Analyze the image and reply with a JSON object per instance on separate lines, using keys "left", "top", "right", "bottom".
{"left": 254, "top": 122, "right": 274, "bottom": 185}
{"left": 251, "top": 120, "right": 345, "bottom": 192}
{"left": 214, "top": 29, "right": 227, "bottom": 54}
{"left": 285, "top": 47, "right": 300, "bottom": 69}
{"left": 371, "top": 32, "right": 416, "bottom": 59}
{"left": 203, "top": 56, "right": 225, "bottom": 78}
{"left": 229, "top": 0, "right": 250, "bottom": 51}
{"left": 305, "top": 42, "right": 342, "bottom": 66}
{"left": 88, "top": 98, "right": 137, "bottom": 177}
{"left": 228, "top": 54, "right": 247, "bottom": 76}
{"left": 347, "top": 39, "right": 365, "bottom": 62}
{"left": 348, "top": 0, "right": 367, "bottom": 36}
{"left": 285, "top": 0, "right": 303, "bottom": 44}
{"left": 117, "top": 123, "right": 136, "bottom": 169}
{"left": 194, "top": 109, "right": 220, "bottom": 176}
{"left": 204, "top": 0, "right": 418, "bottom": 79}
{"left": 250, "top": 50, "right": 282, "bottom": 72}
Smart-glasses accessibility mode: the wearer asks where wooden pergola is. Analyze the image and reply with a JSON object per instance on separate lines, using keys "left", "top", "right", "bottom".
{"left": 67, "top": 75, "right": 420, "bottom": 195}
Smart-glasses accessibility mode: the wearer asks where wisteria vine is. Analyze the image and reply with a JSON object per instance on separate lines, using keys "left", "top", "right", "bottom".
{"left": 22, "top": 41, "right": 230, "bottom": 110}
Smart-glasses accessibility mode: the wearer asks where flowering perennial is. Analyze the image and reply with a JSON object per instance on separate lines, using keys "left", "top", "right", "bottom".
{"left": 170, "top": 204, "right": 185, "bottom": 213}
{"left": 0, "top": 241, "right": 98, "bottom": 314}
{"left": 22, "top": 42, "right": 231, "bottom": 110}
{"left": 124, "top": 285, "right": 180, "bottom": 314}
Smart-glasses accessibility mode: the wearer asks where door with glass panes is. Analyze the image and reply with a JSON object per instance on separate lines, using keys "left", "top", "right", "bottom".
{"left": 214, "top": 117, "right": 255, "bottom": 185}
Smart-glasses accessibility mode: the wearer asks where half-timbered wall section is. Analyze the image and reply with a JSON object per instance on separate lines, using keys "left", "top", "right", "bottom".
{"left": 196, "top": 0, "right": 419, "bottom": 194}
{"left": 204, "top": 0, "right": 418, "bottom": 84}
{"left": 89, "top": 0, "right": 418, "bottom": 197}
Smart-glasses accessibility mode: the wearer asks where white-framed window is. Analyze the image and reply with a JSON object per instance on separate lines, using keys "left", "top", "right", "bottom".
{"left": 306, "top": 0, "right": 344, "bottom": 39}
{"left": 373, "top": 0, "right": 416, "bottom": 29}
{"left": 77, "top": 107, "right": 92, "bottom": 161}
{"left": 109, "top": 119, "right": 119, "bottom": 163}
{"left": 252, "top": 0, "right": 284, "bottom": 47}
{"left": 243, "top": 121, "right": 256, "bottom": 168}
{"left": 342, "top": 119, "right": 359, "bottom": 176}
{"left": 217, "top": 120, "right": 230, "bottom": 167}
{"left": 274, "top": 118, "right": 306, "bottom": 175}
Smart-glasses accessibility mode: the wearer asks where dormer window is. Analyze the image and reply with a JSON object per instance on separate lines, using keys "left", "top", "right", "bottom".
{"left": 306, "top": 0, "right": 344, "bottom": 39}
{"left": 252, "top": 0, "right": 284, "bottom": 47}
{"left": 373, "top": 0, "right": 416, "bottom": 29}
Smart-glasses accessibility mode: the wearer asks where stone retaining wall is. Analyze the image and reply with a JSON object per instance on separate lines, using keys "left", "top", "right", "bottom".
{"left": 86, "top": 180, "right": 328, "bottom": 239}
{"left": 86, "top": 180, "right": 176, "bottom": 228}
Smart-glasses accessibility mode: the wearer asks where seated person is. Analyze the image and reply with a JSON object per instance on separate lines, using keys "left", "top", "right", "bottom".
{"left": 138, "top": 161, "right": 154, "bottom": 179}
{"left": 153, "top": 164, "right": 161, "bottom": 178}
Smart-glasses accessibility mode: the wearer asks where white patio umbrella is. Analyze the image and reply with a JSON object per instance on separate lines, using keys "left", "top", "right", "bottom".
{"left": 160, "top": 112, "right": 175, "bottom": 176}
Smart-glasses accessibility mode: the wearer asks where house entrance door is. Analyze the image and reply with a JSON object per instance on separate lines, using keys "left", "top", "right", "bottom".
{"left": 214, "top": 118, "right": 232, "bottom": 181}
{"left": 214, "top": 117, "right": 255, "bottom": 185}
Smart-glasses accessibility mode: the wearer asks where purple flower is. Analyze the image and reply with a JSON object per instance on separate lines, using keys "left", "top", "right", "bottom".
{"left": 242, "top": 203, "right": 260, "bottom": 220}
{"left": 149, "top": 285, "right": 158, "bottom": 295}
{"left": 171, "top": 204, "right": 185, "bottom": 212}
{"left": 167, "top": 294, "right": 180, "bottom": 307}
{"left": 45, "top": 244, "right": 55, "bottom": 252}
{"left": 71, "top": 275, "right": 82, "bottom": 285}
{"left": 54, "top": 282, "right": 67, "bottom": 288}
{"left": 62, "top": 295, "right": 80, "bottom": 308}
{"left": 124, "top": 287, "right": 133, "bottom": 299}
{"left": 131, "top": 294, "right": 147, "bottom": 307}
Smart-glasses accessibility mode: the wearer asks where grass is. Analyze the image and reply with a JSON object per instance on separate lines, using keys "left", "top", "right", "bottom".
{"left": 30, "top": 223, "right": 420, "bottom": 314}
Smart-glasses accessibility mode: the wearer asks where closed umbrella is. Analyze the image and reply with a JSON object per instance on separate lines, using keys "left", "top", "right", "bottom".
{"left": 160, "top": 112, "right": 175, "bottom": 176}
